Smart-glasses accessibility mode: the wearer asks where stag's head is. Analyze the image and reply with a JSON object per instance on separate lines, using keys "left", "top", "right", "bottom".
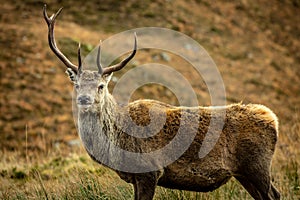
{"left": 43, "top": 5, "right": 137, "bottom": 109}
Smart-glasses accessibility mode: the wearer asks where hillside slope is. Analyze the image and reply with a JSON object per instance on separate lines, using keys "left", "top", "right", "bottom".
{"left": 0, "top": 0, "right": 299, "bottom": 198}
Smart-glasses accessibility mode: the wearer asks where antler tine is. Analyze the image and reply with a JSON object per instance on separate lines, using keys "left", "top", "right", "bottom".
{"left": 78, "top": 43, "right": 82, "bottom": 74}
{"left": 43, "top": 5, "right": 79, "bottom": 73}
{"left": 102, "top": 32, "right": 137, "bottom": 75}
{"left": 97, "top": 40, "right": 103, "bottom": 75}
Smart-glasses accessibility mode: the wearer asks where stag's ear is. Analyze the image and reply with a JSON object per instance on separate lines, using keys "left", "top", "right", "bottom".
{"left": 66, "top": 68, "right": 78, "bottom": 83}
{"left": 103, "top": 73, "right": 113, "bottom": 83}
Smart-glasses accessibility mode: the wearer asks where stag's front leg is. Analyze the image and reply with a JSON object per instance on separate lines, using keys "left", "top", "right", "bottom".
{"left": 133, "top": 173, "right": 159, "bottom": 200}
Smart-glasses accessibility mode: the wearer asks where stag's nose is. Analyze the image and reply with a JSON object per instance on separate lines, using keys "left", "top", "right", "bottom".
{"left": 77, "top": 95, "right": 93, "bottom": 106}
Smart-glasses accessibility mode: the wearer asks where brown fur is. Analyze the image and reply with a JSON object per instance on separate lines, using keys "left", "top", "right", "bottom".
{"left": 74, "top": 71, "right": 280, "bottom": 200}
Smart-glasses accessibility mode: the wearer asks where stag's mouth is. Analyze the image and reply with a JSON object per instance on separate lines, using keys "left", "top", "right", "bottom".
{"left": 77, "top": 103, "right": 92, "bottom": 107}
{"left": 77, "top": 103, "right": 93, "bottom": 112}
{"left": 77, "top": 98, "right": 93, "bottom": 111}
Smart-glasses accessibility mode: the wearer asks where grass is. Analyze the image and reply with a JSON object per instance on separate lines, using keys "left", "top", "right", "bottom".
{"left": 0, "top": 148, "right": 299, "bottom": 200}
{"left": 284, "top": 161, "right": 300, "bottom": 197}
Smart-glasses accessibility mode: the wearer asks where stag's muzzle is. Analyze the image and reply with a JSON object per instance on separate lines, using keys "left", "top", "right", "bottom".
{"left": 77, "top": 95, "right": 93, "bottom": 107}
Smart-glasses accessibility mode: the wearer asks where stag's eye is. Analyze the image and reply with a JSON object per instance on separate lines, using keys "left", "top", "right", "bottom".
{"left": 98, "top": 84, "right": 105, "bottom": 92}
{"left": 75, "top": 84, "right": 80, "bottom": 90}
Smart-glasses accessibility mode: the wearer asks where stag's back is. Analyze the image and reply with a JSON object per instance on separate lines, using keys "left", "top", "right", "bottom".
{"left": 116, "top": 101, "right": 279, "bottom": 155}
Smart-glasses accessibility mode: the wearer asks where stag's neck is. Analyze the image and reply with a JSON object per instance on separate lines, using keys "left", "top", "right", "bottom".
{"left": 99, "top": 93, "right": 118, "bottom": 134}
{"left": 81, "top": 93, "right": 118, "bottom": 133}
{"left": 79, "top": 93, "right": 119, "bottom": 141}
{"left": 77, "top": 92, "right": 122, "bottom": 166}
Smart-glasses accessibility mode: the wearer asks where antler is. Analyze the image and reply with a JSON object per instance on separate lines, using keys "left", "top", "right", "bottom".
{"left": 44, "top": 5, "right": 137, "bottom": 75}
{"left": 97, "top": 40, "right": 103, "bottom": 75}
{"left": 78, "top": 43, "right": 82, "bottom": 74}
{"left": 43, "top": 5, "right": 79, "bottom": 73}
{"left": 97, "top": 33, "right": 137, "bottom": 75}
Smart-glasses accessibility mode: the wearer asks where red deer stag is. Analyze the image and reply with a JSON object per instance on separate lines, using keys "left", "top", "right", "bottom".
{"left": 43, "top": 5, "right": 280, "bottom": 200}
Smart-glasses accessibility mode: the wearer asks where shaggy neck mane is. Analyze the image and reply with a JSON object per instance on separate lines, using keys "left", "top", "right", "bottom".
{"left": 96, "top": 90, "right": 118, "bottom": 138}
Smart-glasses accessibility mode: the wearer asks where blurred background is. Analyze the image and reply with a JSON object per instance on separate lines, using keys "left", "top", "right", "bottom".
{"left": 0, "top": 0, "right": 299, "bottom": 199}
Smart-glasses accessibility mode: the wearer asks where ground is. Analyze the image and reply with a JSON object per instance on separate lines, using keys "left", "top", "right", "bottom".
{"left": 0, "top": 0, "right": 299, "bottom": 199}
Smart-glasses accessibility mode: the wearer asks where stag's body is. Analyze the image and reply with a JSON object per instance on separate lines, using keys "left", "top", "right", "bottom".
{"left": 44, "top": 6, "right": 280, "bottom": 200}
{"left": 77, "top": 79, "right": 280, "bottom": 199}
